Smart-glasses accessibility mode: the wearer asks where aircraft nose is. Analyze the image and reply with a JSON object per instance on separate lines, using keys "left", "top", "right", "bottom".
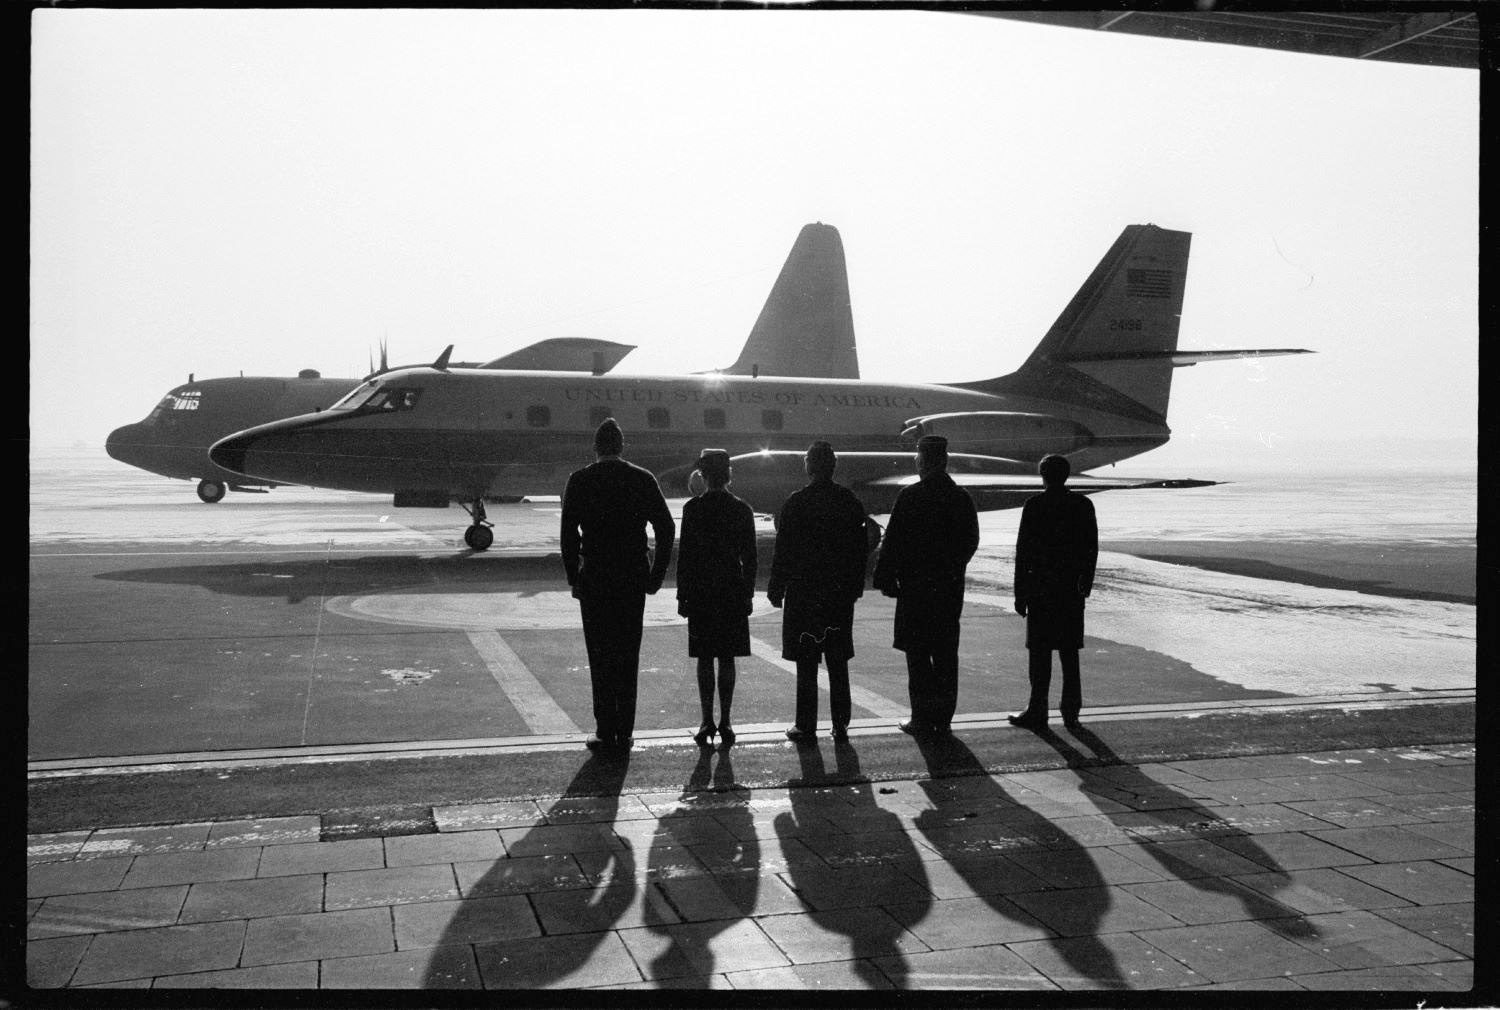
{"left": 105, "top": 423, "right": 147, "bottom": 465}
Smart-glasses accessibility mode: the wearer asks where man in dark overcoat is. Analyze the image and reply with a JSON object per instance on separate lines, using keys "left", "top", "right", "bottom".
{"left": 766, "top": 441, "right": 869, "bottom": 741}
{"left": 873, "top": 435, "right": 980, "bottom": 736}
{"left": 1010, "top": 453, "right": 1097, "bottom": 730}
{"left": 561, "top": 418, "right": 675, "bottom": 752}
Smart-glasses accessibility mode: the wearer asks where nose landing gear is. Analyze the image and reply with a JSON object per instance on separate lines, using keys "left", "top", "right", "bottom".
{"left": 460, "top": 498, "right": 494, "bottom": 551}
{"left": 196, "top": 478, "right": 227, "bottom": 503}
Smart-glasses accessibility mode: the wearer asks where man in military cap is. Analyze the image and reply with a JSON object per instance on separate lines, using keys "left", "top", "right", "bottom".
{"left": 561, "top": 418, "right": 676, "bottom": 752}
{"left": 874, "top": 435, "right": 980, "bottom": 736}
{"left": 767, "top": 441, "right": 869, "bottom": 741}
{"left": 1010, "top": 453, "right": 1097, "bottom": 730}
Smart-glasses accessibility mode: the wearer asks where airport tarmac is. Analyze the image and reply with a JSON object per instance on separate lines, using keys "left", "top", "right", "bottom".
{"left": 30, "top": 453, "right": 1475, "bottom": 768}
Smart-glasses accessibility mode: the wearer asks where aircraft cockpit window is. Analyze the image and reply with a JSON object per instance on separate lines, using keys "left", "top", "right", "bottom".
{"left": 330, "top": 383, "right": 421, "bottom": 413}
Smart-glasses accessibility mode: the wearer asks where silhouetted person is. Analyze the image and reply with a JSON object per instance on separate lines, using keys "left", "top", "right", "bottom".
{"left": 561, "top": 417, "right": 675, "bottom": 752}
{"left": 1010, "top": 453, "right": 1096, "bottom": 730}
{"left": 873, "top": 435, "right": 979, "bottom": 737}
{"left": 675, "top": 448, "right": 756, "bottom": 748}
{"left": 767, "top": 441, "right": 868, "bottom": 741}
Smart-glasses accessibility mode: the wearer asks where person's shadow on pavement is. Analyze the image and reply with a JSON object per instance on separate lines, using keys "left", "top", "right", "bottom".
{"left": 639, "top": 745, "right": 761, "bottom": 983}
{"left": 421, "top": 753, "right": 635, "bottom": 988}
{"left": 1042, "top": 723, "right": 1319, "bottom": 941}
{"left": 911, "top": 732, "right": 1127, "bottom": 989}
{"left": 775, "top": 739, "right": 931, "bottom": 989}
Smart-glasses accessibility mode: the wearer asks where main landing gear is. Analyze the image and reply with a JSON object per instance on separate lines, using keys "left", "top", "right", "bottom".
{"left": 196, "top": 478, "right": 227, "bottom": 503}
{"left": 460, "top": 498, "right": 494, "bottom": 551}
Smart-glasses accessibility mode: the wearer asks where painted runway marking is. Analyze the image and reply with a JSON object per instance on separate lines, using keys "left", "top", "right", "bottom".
{"left": 465, "top": 630, "right": 581, "bottom": 735}
{"left": 748, "top": 636, "right": 907, "bottom": 719}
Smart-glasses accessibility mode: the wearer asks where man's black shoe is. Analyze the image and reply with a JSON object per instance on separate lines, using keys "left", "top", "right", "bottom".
{"left": 897, "top": 720, "right": 927, "bottom": 735}
{"left": 1062, "top": 715, "right": 1082, "bottom": 729}
{"left": 784, "top": 726, "right": 815, "bottom": 742}
{"left": 831, "top": 726, "right": 849, "bottom": 741}
{"left": 584, "top": 735, "right": 607, "bottom": 751}
{"left": 1008, "top": 712, "right": 1046, "bottom": 730}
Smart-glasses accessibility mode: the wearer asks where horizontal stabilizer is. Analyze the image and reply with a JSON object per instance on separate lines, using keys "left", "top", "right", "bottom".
{"left": 481, "top": 338, "right": 636, "bottom": 374}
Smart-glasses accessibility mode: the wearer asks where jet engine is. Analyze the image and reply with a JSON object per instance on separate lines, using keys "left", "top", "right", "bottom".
{"left": 901, "top": 411, "right": 1093, "bottom": 461}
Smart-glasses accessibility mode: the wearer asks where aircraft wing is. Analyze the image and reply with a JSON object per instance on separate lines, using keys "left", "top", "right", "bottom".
{"left": 868, "top": 470, "right": 1220, "bottom": 512}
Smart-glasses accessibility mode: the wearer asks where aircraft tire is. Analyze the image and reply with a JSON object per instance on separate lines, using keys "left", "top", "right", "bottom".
{"left": 196, "top": 479, "right": 227, "bottom": 504}
{"left": 466, "top": 525, "right": 494, "bottom": 551}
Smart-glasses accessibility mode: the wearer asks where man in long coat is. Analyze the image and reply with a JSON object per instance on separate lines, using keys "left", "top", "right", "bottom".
{"left": 766, "top": 441, "right": 869, "bottom": 741}
{"left": 874, "top": 435, "right": 980, "bottom": 736}
{"left": 1010, "top": 453, "right": 1097, "bottom": 730}
{"left": 561, "top": 418, "right": 675, "bottom": 752}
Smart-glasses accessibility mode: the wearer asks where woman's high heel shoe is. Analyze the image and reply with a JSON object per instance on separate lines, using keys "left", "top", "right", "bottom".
{"left": 692, "top": 723, "right": 716, "bottom": 746}
{"left": 717, "top": 724, "right": 736, "bottom": 748}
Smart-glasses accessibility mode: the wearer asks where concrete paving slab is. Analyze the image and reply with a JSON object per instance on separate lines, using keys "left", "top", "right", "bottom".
{"left": 499, "top": 821, "right": 626, "bottom": 857}
{"left": 1375, "top": 791, "right": 1475, "bottom": 822}
{"left": 1231, "top": 867, "right": 1414, "bottom": 915}
{"left": 1213, "top": 830, "right": 1374, "bottom": 871}
{"left": 1294, "top": 964, "right": 1469, "bottom": 991}
{"left": 27, "top": 831, "right": 91, "bottom": 865}
{"left": 618, "top": 919, "right": 791, "bottom": 980}
{"left": 241, "top": 906, "right": 395, "bottom": 966}
{"left": 904, "top": 853, "right": 1050, "bottom": 899}
{"left": 1135, "top": 920, "right": 1341, "bottom": 983}
{"left": 433, "top": 799, "right": 547, "bottom": 832}
{"left": 152, "top": 961, "right": 321, "bottom": 988}
{"left": 453, "top": 853, "right": 590, "bottom": 897}
{"left": 472, "top": 930, "right": 644, "bottom": 988}
{"left": 255, "top": 837, "right": 385, "bottom": 877}
{"left": 1282, "top": 796, "right": 1423, "bottom": 829}
{"left": 71, "top": 919, "right": 247, "bottom": 985}
{"left": 1338, "top": 859, "right": 1475, "bottom": 906}
{"left": 1008, "top": 885, "right": 1183, "bottom": 937}
{"left": 1007, "top": 932, "right": 1209, "bottom": 990}
{"left": 755, "top": 906, "right": 930, "bottom": 966}
{"left": 579, "top": 842, "right": 711, "bottom": 884}
{"left": 120, "top": 847, "right": 261, "bottom": 889}
{"left": 79, "top": 822, "right": 212, "bottom": 858}
{"left": 384, "top": 829, "right": 505, "bottom": 867}
{"left": 28, "top": 885, "right": 189, "bottom": 939}
{"left": 1112, "top": 837, "right": 1271, "bottom": 879}
{"left": 28, "top": 856, "right": 133, "bottom": 897}
{"left": 1185, "top": 802, "right": 1339, "bottom": 836}
{"left": 179, "top": 874, "right": 325, "bottom": 923}
{"left": 324, "top": 863, "right": 459, "bottom": 910}
{"left": 1437, "top": 856, "right": 1473, "bottom": 875}
{"left": 1286, "top": 909, "right": 1468, "bottom": 970}
{"left": 1259, "top": 772, "right": 1389, "bottom": 800}
{"left": 393, "top": 894, "right": 540, "bottom": 949}
{"left": 657, "top": 870, "right": 806, "bottom": 920}
{"left": 1123, "top": 877, "right": 1284, "bottom": 926}
{"left": 886, "top": 895, "right": 1054, "bottom": 948}
{"left": 774, "top": 862, "right": 935, "bottom": 911}
{"left": 1006, "top": 844, "right": 1168, "bottom": 889}
{"left": 879, "top": 944, "right": 1059, "bottom": 989}
{"left": 530, "top": 876, "right": 679, "bottom": 934}
{"left": 726, "top": 959, "right": 896, "bottom": 989}
{"left": 321, "top": 945, "right": 483, "bottom": 988}
{"left": 1306, "top": 824, "right": 1469, "bottom": 863}
{"left": 25, "top": 934, "right": 92, "bottom": 988}
{"left": 205, "top": 815, "right": 321, "bottom": 849}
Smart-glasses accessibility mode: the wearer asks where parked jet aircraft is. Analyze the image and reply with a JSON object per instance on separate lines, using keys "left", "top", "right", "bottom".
{"left": 106, "top": 338, "right": 637, "bottom": 502}
{"left": 108, "top": 222, "right": 857, "bottom": 504}
{"left": 211, "top": 224, "right": 1312, "bottom": 550}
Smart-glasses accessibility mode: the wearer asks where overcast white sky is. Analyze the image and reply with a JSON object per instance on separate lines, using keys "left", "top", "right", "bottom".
{"left": 31, "top": 9, "right": 1477, "bottom": 471}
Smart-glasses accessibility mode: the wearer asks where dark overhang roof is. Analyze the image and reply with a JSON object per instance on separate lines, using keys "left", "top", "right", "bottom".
{"left": 972, "top": 9, "right": 1484, "bottom": 70}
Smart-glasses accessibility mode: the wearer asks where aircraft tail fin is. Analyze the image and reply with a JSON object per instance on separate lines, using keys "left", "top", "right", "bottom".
{"left": 723, "top": 222, "right": 859, "bottom": 379}
{"left": 966, "top": 224, "right": 1191, "bottom": 425}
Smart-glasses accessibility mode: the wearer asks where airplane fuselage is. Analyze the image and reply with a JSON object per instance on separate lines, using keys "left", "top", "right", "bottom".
{"left": 213, "top": 366, "right": 1169, "bottom": 511}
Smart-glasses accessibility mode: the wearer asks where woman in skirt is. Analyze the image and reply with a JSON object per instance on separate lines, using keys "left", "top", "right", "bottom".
{"left": 675, "top": 449, "right": 757, "bottom": 746}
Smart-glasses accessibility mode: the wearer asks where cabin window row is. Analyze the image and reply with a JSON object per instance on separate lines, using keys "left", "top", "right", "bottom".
{"left": 524, "top": 405, "right": 784, "bottom": 431}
